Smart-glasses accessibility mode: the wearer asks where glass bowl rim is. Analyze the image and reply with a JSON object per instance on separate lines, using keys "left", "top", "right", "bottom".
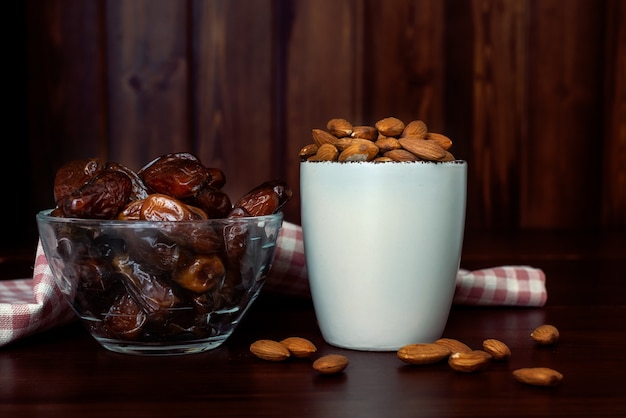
{"left": 36, "top": 209, "right": 284, "bottom": 227}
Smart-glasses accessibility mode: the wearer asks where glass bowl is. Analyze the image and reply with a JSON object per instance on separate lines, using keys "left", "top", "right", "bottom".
{"left": 36, "top": 209, "right": 283, "bottom": 355}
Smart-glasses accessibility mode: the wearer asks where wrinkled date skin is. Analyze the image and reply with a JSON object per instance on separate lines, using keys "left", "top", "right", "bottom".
{"left": 138, "top": 152, "right": 210, "bottom": 199}
{"left": 106, "top": 162, "right": 150, "bottom": 201}
{"left": 60, "top": 170, "right": 132, "bottom": 219}
{"left": 54, "top": 157, "right": 105, "bottom": 204}
{"left": 185, "top": 185, "right": 232, "bottom": 219}
{"left": 48, "top": 152, "right": 292, "bottom": 344}
{"left": 232, "top": 180, "right": 293, "bottom": 216}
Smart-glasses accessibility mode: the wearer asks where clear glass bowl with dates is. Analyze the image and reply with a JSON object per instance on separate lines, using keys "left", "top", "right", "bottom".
{"left": 37, "top": 210, "right": 283, "bottom": 355}
{"left": 36, "top": 152, "right": 290, "bottom": 355}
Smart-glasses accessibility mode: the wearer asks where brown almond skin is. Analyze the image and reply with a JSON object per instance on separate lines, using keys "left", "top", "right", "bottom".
{"left": 375, "top": 117, "right": 405, "bottom": 137}
{"left": 441, "top": 151, "right": 457, "bottom": 161}
{"left": 338, "top": 141, "right": 380, "bottom": 162}
{"left": 401, "top": 120, "right": 428, "bottom": 138}
{"left": 309, "top": 143, "right": 339, "bottom": 161}
{"left": 327, "top": 118, "right": 353, "bottom": 138}
{"left": 482, "top": 338, "right": 511, "bottom": 360}
{"left": 448, "top": 350, "right": 492, "bottom": 372}
{"left": 383, "top": 149, "right": 420, "bottom": 162}
{"left": 280, "top": 337, "right": 318, "bottom": 358}
{"left": 426, "top": 132, "right": 453, "bottom": 150}
{"left": 435, "top": 338, "right": 473, "bottom": 354}
{"left": 313, "top": 354, "right": 349, "bottom": 374}
{"left": 250, "top": 339, "right": 291, "bottom": 362}
{"left": 351, "top": 125, "right": 378, "bottom": 141}
{"left": 312, "top": 128, "right": 340, "bottom": 147}
{"left": 374, "top": 136, "right": 402, "bottom": 153}
{"left": 531, "top": 324, "right": 560, "bottom": 345}
{"left": 513, "top": 367, "right": 563, "bottom": 386}
{"left": 299, "top": 143, "right": 319, "bottom": 160}
{"left": 397, "top": 343, "right": 452, "bottom": 365}
{"left": 398, "top": 137, "right": 446, "bottom": 161}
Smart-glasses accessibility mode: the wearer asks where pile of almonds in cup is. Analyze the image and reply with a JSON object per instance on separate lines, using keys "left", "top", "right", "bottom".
{"left": 249, "top": 324, "right": 564, "bottom": 386}
{"left": 299, "top": 117, "right": 456, "bottom": 163}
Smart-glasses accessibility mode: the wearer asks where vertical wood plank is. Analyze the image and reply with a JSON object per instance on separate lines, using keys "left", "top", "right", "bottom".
{"left": 191, "top": 0, "right": 275, "bottom": 208}
{"left": 602, "top": 0, "right": 626, "bottom": 227}
{"left": 524, "top": 0, "right": 605, "bottom": 229}
{"left": 282, "top": 0, "right": 365, "bottom": 223}
{"left": 362, "top": 0, "right": 445, "bottom": 129}
{"left": 25, "top": 0, "right": 107, "bottom": 219}
{"left": 466, "top": 0, "right": 527, "bottom": 229}
{"left": 106, "top": 0, "right": 189, "bottom": 171}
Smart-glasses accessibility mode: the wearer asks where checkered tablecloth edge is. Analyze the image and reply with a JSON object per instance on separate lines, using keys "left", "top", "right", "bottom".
{"left": 0, "top": 221, "right": 547, "bottom": 347}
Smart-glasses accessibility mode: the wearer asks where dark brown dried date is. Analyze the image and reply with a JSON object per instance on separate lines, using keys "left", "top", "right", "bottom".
{"left": 60, "top": 169, "right": 132, "bottom": 219}
{"left": 103, "top": 293, "right": 147, "bottom": 340}
{"left": 106, "top": 161, "right": 150, "bottom": 201}
{"left": 185, "top": 184, "right": 232, "bottom": 219}
{"left": 112, "top": 255, "right": 181, "bottom": 315}
{"left": 232, "top": 180, "right": 292, "bottom": 216}
{"left": 206, "top": 167, "right": 226, "bottom": 189}
{"left": 140, "top": 194, "right": 207, "bottom": 221}
{"left": 138, "top": 152, "right": 210, "bottom": 199}
{"left": 53, "top": 157, "right": 105, "bottom": 204}
{"left": 173, "top": 254, "right": 225, "bottom": 293}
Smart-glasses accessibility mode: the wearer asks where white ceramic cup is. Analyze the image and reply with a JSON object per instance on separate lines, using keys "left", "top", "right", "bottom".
{"left": 300, "top": 160, "right": 467, "bottom": 351}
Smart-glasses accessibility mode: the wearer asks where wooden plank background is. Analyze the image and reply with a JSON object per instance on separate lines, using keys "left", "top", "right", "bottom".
{"left": 8, "top": 0, "right": 625, "bottom": 250}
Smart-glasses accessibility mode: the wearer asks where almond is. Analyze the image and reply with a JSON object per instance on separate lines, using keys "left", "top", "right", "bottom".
{"left": 401, "top": 120, "right": 428, "bottom": 138}
{"left": 250, "top": 339, "right": 291, "bottom": 361}
{"left": 434, "top": 338, "right": 473, "bottom": 354}
{"left": 309, "top": 143, "right": 339, "bottom": 161}
{"left": 383, "top": 149, "right": 420, "bottom": 162}
{"left": 530, "top": 324, "right": 560, "bottom": 345}
{"left": 313, "top": 354, "right": 349, "bottom": 374}
{"left": 280, "top": 337, "right": 317, "bottom": 358}
{"left": 374, "top": 136, "right": 402, "bottom": 153}
{"left": 441, "top": 151, "right": 457, "bottom": 162}
{"left": 448, "top": 350, "right": 492, "bottom": 372}
{"left": 398, "top": 137, "right": 446, "bottom": 161}
{"left": 512, "top": 367, "right": 563, "bottom": 387}
{"left": 333, "top": 138, "right": 354, "bottom": 151}
{"left": 426, "top": 132, "right": 453, "bottom": 150}
{"left": 350, "top": 125, "right": 378, "bottom": 141}
{"left": 299, "top": 143, "right": 318, "bottom": 160}
{"left": 312, "top": 128, "right": 339, "bottom": 147}
{"left": 482, "top": 338, "right": 511, "bottom": 360}
{"left": 326, "top": 118, "right": 353, "bottom": 138}
{"left": 397, "top": 343, "right": 452, "bottom": 365}
{"left": 375, "top": 117, "right": 405, "bottom": 137}
{"left": 338, "top": 141, "right": 379, "bottom": 162}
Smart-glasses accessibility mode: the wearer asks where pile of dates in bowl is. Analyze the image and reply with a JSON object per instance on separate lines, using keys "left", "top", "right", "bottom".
{"left": 36, "top": 152, "right": 291, "bottom": 355}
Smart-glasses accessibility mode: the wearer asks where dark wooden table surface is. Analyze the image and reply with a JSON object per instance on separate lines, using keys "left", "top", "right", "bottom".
{"left": 1, "top": 230, "right": 625, "bottom": 418}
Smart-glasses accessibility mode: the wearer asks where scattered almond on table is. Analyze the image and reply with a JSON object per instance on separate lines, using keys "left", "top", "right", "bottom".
{"left": 512, "top": 367, "right": 564, "bottom": 387}
{"left": 530, "top": 324, "right": 560, "bottom": 345}
{"left": 448, "top": 350, "right": 492, "bottom": 373}
{"left": 249, "top": 339, "right": 291, "bottom": 362}
{"left": 249, "top": 337, "right": 347, "bottom": 375}
{"left": 482, "top": 338, "right": 512, "bottom": 360}
{"left": 280, "top": 336, "right": 318, "bottom": 358}
{"left": 313, "top": 354, "right": 349, "bottom": 375}
{"left": 249, "top": 326, "right": 562, "bottom": 384}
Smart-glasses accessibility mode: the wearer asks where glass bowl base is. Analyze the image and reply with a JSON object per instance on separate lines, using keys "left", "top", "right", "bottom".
{"left": 94, "top": 336, "right": 230, "bottom": 356}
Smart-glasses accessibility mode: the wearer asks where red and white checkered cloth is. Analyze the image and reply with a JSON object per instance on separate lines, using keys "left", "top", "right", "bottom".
{"left": 0, "top": 222, "right": 547, "bottom": 347}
